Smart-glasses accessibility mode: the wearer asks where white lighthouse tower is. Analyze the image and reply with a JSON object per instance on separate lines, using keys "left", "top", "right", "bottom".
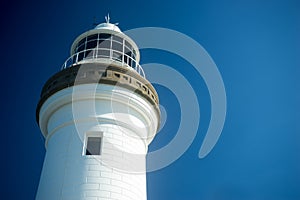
{"left": 36, "top": 17, "right": 160, "bottom": 200}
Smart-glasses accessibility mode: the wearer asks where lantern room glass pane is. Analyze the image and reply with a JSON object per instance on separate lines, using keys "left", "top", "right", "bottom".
{"left": 113, "top": 35, "right": 123, "bottom": 43}
{"left": 97, "top": 49, "right": 110, "bottom": 58}
{"left": 112, "top": 41, "right": 123, "bottom": 52}
{"left": 85, "top": 50, "right": 94, "bottom": 58}
{"left": 87, "top": 34, "right": 98, "bottom": 41}
{"left": 98, "top": 39, "right": 111, "bottom": 49}
{"left": 86, "top": 40, "right": 98, "bottom": 50}
{"left": 99, "top": 33, "right": 111, "bottom": 39}
{"left": 77, "top": 39, "right": 86, "bottom": 49}
{"left": 73, "top": 34, "right": 139, "bottom": 70}
{"left": 112, "top": 51, "right": 122, "bottom": 61}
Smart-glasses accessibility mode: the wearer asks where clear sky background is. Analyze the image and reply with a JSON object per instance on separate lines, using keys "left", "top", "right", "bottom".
{"left": 1, "top": 0, "right": 300, "bottom": 199}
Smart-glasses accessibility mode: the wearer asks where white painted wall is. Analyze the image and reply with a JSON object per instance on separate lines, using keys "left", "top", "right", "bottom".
{"left": 36, "top": 84, "right": 159, "bottom": 200}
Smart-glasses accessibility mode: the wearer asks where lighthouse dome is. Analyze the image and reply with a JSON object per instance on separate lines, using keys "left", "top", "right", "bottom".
{"left": 95, "top": 22, "right": 121, "bottom": 33}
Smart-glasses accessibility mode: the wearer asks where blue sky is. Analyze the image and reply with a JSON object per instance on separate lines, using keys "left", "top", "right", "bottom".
{"left": 1, "top": 0, "right": 300, "bottom": 199}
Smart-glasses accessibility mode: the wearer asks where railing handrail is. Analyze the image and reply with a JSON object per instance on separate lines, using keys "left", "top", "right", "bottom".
{"left": 61, "top": 48, "right": 145, "bottom": 78}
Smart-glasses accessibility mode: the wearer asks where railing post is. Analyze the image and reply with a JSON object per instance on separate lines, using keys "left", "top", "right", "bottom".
{"left": 122, "top": 39, "right": 125, "bottom": 66}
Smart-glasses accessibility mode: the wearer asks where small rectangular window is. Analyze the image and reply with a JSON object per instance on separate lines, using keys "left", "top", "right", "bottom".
{"left": 85, "top": 136, "right": 102, "bottom": 155}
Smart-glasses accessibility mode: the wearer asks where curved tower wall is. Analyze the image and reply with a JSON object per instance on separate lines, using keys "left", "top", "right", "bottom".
{"left": 36, "top": 22, "right": 160, "bottom": 200}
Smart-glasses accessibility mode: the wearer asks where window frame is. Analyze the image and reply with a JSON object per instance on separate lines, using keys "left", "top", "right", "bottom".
{"left": 73, "top": 34, "right": 137, "bottom": 69}
{"left": 83, "top": 132, "right": 103, "bottom": 156}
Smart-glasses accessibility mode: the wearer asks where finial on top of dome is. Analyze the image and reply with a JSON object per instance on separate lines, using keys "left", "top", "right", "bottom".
{"left": 94, "top": 14, "right": 121, "bottom": 32}
{"left": 105, "top": 13, "right": 110, "bottom": 24}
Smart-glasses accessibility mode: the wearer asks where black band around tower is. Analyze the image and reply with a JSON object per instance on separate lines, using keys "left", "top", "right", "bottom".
{"left": 36, "top": 62, "right": 160, "bottom": 125}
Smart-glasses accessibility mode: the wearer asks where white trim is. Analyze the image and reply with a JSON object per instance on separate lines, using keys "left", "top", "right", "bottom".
{"left": 39, "top": 84, "right": 159, "bottom": 146}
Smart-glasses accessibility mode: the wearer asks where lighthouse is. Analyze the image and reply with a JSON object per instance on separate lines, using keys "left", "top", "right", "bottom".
{"left": 36, "top": 16, "right": 160, "bottom": 200}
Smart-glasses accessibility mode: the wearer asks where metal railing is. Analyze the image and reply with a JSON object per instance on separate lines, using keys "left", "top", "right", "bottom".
{"left": 61, "top": 48, "right": 145, "bottom": 78}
